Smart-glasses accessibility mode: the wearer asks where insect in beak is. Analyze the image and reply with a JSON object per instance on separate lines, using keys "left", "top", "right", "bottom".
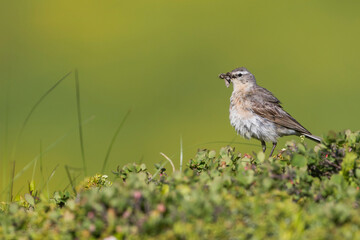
{"left": 219, "top": 72, "right": 232, "bottom": 88}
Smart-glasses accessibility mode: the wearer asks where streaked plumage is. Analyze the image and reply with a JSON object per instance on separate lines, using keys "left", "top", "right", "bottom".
{"left": 219, "top": 67, "right": 320, "bottom": 156}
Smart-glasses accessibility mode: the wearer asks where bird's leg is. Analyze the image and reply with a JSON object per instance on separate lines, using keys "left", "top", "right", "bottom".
{"left": 261, "top": 140, "right": 266, "bottom": 153}
{"left": 269, "top": 142, "right": 277, "bottom": 157}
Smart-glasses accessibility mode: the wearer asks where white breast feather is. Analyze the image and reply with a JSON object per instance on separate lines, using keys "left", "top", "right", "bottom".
{"left": 229, "top": 104, "right": 279, "bottom": 143}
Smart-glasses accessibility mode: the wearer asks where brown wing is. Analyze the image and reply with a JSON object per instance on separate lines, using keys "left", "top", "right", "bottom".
{"left": 248, "top": 86, "right": 311, "bottom": 134}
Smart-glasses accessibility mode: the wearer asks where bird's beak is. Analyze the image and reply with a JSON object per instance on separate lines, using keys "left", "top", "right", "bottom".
{"left": 219, "top": 72, "right": 232, "bottom": 88}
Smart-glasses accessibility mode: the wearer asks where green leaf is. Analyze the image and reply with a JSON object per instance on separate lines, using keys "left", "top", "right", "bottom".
{"left": 209, "top": 150, "right": 216, "bottom": 158}
{"left": 291, "top": 154, "right": 307, "bottom": 168}
{"left": 341, "top": 152, "right": 356, "bottom": 174}
{"left": 355, "top": 169, "right": 360, "bottom": 178}
{"left": 161, "top": 184, "right": 169, "bottom": 196}
{"left": 330, "top": 174, "right": 346, "bottom": 187}
{"left": 25, "top": 193, "right": 35, "bottom": 206}
{"left": 140, "top": 163, "right": 147, "bottom": 171}
{"left": 257, "top": 151, "right": 265, "bottom": 163}
{"left": 29, "top": 180, "right": 36, "bottom": 194}
{"left": 297, "top": 143, "right": 306, "bottom": 153}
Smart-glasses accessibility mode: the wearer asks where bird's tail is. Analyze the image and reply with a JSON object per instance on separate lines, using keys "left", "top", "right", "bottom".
{"left": 303, "top": 134, "right": 322, "bottom": 143}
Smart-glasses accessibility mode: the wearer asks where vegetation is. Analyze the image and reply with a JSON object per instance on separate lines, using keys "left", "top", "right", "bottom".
{"left": 1, "top": 130, "right": 360, "bottom": 239}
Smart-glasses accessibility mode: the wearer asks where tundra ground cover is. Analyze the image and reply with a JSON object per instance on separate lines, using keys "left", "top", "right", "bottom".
{"left": 1, "top": 130, "right": 360, "bottom": 239}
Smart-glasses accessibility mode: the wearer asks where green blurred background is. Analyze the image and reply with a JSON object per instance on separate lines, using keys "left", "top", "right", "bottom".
{"left": 1, "top": 0, "right": 360, "bottom": 198}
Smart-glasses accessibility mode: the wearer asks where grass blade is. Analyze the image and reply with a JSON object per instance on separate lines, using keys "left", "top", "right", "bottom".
{"left": 101, "top": 109, "right": 131, "bottom": 173}
{"left": 41, "top": 164, "right": 59, "bottom": 198}
{"left": 9, "top": 161, "right": 15, "bottom": 201}
{"left": 31, "top": 151, "right": 38, "bottom": 183}
{"left": 149, "top": 161, "right": 168, "bottom": 181}
{"left": 62, "top": 173, "right": 81, "bottom": 192}
{"left": 39, "top": 140, "right": 44, "bottom": 184}
{"left": 229, "top": 136, "right": 237, "bottom": 145}
{"left": 2, "top": 77, "right": 10, "bottom": 194}
{"left": 17, "top": 71, "right": 72, "bottom": 139}
{"left": 0, "top": 116, "right": 95, "bottom": 198}
{"left": 64, "top": 165, "right": 77, "bottom": 195}
{"left": 75, "top": 69, "right": 87, "bottom": 176}
{"left": 180, "top": 136, "right": 183, "bottom": 172}
{"left": 2, "top": 135, "right": 67, "bottom": 199}
{"left": 160, "top": 152, "right": 175, "bottom": 173}
{"left": 8, "top": 71, "right": 72, "bottom": 201}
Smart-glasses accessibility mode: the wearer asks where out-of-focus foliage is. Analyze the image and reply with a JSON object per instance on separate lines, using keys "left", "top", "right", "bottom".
{"left": 2, "top": 130, "right": 360, "bottom": 239}
{"left": 112, "top": 163, "right": 151, "bottom": 181}
{"left": 76, "top": 174, "right": 113, "bottom": 193}
{"left": 2, "top": 1, "right": 360, "bottom": 197}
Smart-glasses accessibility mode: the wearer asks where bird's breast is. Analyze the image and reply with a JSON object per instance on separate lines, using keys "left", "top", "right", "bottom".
{"left": 229, "top": 95, "right": 253, "bottom": 119}
{"left": 229, "top": 94, "right": 279, "bottom": 142}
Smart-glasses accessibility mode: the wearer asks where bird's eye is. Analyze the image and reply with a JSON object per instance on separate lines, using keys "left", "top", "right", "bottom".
{"left": 238, "top": 73, "right": 243, "bottom": 77}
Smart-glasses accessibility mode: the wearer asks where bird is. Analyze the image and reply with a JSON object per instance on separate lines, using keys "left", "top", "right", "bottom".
{"left": 219, "top": 67, "right": 321, "bottom": 156}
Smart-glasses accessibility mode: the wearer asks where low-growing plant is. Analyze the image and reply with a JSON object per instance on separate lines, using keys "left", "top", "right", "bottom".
{"left": 1, "top": 130, "right": 360, "bottom": 239}
{"left": 112, "top": 163, "right": 151, "bottom": 181}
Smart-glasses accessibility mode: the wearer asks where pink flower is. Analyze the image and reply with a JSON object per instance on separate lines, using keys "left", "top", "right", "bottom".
{"left": 157, "top": 204, "right": 166, "bottom": 213}
{"left": 87, "top": 211, "right": 95, "bottom": 219}
{"left": 133, "top": 191, "right": 142, "bottom": 200}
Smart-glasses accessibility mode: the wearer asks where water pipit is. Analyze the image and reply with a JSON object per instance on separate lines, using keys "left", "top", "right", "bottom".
{"left": 219, "top": 67, "right": 320, "bottom": 156}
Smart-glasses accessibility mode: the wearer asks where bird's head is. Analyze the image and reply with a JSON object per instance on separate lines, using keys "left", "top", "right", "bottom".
{"left": 219, "top": 67, "right": 256, "bottom": 90}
